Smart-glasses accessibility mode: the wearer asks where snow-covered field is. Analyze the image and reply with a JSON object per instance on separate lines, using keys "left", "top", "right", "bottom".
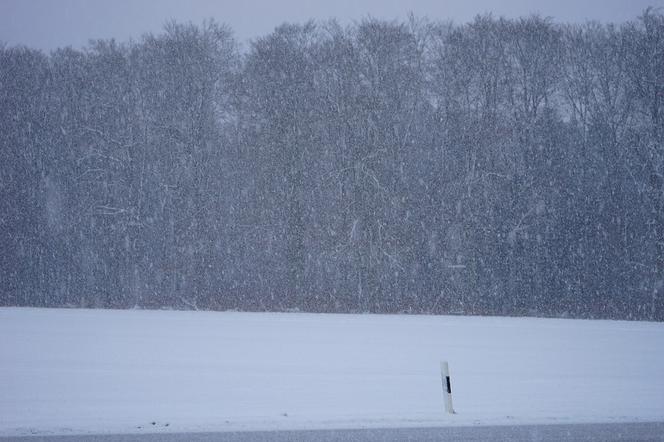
{"left": 1, "top": 307, "right": 663, "bottom": 437}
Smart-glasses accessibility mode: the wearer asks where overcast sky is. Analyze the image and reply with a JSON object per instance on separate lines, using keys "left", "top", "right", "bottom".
{"left": 1, "top": 0, "right": 662, "bottom": 51}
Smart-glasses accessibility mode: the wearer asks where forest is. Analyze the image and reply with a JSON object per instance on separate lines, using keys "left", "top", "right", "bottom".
{"left": 1, "top": 10, "right": 663, "bottom": 320}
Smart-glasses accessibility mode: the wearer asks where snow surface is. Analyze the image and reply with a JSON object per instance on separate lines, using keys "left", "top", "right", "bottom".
{"left": 1, "top": 307, "right": 663, "bottom": 437}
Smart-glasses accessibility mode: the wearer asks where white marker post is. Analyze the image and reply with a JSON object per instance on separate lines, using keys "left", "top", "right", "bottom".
{"left": 440, "top": 361, "right": 455, "bottom": 414}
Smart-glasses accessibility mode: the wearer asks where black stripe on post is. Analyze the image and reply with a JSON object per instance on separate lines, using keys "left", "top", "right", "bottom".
{"left": 446, "top": 376, "right": 452, "bottom": 394}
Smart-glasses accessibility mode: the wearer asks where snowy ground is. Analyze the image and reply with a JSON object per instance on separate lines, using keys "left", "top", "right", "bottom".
{"left": 1, "top": 308, "right": 663, "bottom": 437}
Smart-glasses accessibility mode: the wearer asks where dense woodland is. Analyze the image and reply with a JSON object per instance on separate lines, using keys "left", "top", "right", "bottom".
{"left": 1, "top": 10, "right": 663, "bottom": 320}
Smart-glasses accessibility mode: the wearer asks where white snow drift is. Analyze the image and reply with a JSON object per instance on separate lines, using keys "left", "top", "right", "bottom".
{"left": 1, "top": 307, "right": 663, "bottom": 436}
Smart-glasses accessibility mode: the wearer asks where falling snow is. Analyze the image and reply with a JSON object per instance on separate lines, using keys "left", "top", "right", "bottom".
{"left": 1, "top": 11, "right": 663, "bottom": 321}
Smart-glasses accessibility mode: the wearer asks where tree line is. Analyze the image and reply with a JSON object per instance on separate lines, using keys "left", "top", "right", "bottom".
{"left": 1, "top": 10, "right": 663, "bottom": 320}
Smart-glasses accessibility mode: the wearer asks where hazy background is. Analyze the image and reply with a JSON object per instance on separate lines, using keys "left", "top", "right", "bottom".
{"left": 1, "top": 0, "right": 661, "bottom": 50}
